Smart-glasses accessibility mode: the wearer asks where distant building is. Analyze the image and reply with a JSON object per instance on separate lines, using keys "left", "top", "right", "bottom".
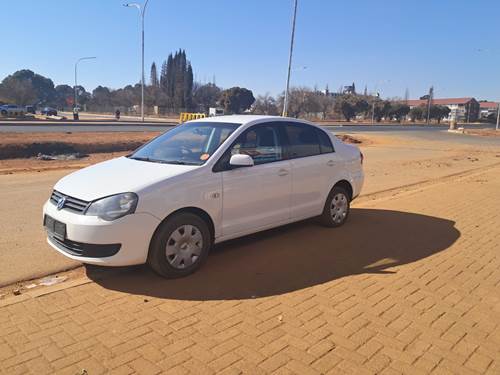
{"left": 406, "top": 97, "right": 480, "bottom": 122}
{"left": 343, "top": 82, "right": 356, "bottom": 95}
{"left": 320, "top": 87, "right": 342, "bottom": 98}
{"left": 478, "top": 101, "right": 498, "bottom": 119}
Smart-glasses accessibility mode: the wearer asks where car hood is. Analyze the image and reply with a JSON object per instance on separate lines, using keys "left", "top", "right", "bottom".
{"left": 54, "top": 156, "right": 199, "bottom": 201}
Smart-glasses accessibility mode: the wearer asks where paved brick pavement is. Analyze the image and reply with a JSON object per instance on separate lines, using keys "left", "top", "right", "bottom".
{"left": 1, "top": 165, "right": 499, "bottom": 374}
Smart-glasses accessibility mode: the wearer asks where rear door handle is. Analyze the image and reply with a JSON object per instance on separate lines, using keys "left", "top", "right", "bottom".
{"left": 327, "top": 160, "right": 335, "bottom": 166}
{"left": 278, "top": 169, "right": 289, "bottom": 176}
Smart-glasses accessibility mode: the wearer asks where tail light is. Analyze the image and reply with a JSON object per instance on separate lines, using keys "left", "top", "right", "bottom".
{"left": 360, "top": 151, "right": 364, "bottom": 165}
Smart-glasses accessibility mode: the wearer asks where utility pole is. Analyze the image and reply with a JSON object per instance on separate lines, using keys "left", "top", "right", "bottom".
{"left": 426, "top": 86, "right": 433, "bottom": 125}
{"left": 282, "top": 0, "right": 298, "bottom": 117}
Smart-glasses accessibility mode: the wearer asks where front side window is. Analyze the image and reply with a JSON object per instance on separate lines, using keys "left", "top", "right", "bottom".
{"left": 285, "top": 123, "right": 321, "bottom": 159}
{"left": 129, "top": 122, "right": 239, "bottom": 165}
{"left": 230, "top": 125, "right": 283, "bottom": 165}
{"left": 213, "top": 124, "right": 284, "bottom": 171}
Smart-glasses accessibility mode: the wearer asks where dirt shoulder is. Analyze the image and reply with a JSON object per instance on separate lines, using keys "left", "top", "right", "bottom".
{"left": 464, "top": 128, "right": 500, "bottom": 137}
{"left": 0, "top": 131, "right": 161, "bottom": 159}
{"left": 0, "top": 152, "right": 128, "bottom": 175}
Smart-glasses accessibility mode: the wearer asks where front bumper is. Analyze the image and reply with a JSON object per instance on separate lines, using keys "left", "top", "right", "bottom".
{"left": 43, "top": 200, "right": 161, "bottom": 266}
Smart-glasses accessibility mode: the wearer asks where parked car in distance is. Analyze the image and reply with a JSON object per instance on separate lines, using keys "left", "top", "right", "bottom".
{"left": 25, "top": 105, "right": 36, "bottom": 114}
{"left": 43, "top": 115, "right": 364, "bottom": 278}
{"left": 41, "top": 107, "right": 57, "bottom": 116}
{"left": 0, "top": 104, "right": 25, "bottom": 117}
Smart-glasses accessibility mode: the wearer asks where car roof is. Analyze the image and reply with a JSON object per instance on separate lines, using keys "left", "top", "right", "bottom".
{"left": 190, "top": 115, "right": 309, "bottom": 126}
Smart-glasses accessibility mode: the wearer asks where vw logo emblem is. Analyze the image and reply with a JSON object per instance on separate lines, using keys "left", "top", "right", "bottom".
{"left": 57, "top": 196, "right": 66, "bottom": 210}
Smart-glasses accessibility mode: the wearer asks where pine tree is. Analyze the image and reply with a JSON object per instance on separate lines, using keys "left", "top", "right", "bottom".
{"left": 160, "top": 60, "right": 168, "bottom": 91}
{"left": 166, "top": 54, "right": 175, "bottom": 102}
{"left": 150, "top": 62, "right": 159, "bottom": 87}
{"left": 174, "top": 50, "right": 184, "bottom": 109}
{"left": 185, "top": 63, "right": 193, "bottom": 109}
{"left": 158, "top": 50, "right": 194, "bottom": 111}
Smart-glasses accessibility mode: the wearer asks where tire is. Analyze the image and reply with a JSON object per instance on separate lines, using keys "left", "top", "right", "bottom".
{"left": 147, "top": 212, "right": 212, "bottom": 278}
{"left": 320, "top": 186, "right": 351, "bottom": 227}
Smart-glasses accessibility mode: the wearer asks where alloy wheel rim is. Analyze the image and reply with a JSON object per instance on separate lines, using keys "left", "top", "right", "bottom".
{"left": 330, "top": 193, "right": 348, "bottom": 224}
{"left": 165, "top": 225, "right": 203, "bottom": 269}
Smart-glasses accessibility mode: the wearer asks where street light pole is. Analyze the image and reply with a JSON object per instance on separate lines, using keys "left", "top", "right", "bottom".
{"left": 282, "top": 0, "right": 298, "bottom": 117}
{"left": 74, "top": 57, "right": 96, "bottom": 110}
{"left": 124, "top": 0, "right": 149, "bottom": 122}
{"left": 496, "top": 102, "right": 499, "bottom": 131}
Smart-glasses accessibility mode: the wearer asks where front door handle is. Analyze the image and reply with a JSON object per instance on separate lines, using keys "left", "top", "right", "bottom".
{"left": 327, "top": 160, "right": 335, "bottom": 167}
{"left": 278, "top": 169, "right": 289, "bottom": 176}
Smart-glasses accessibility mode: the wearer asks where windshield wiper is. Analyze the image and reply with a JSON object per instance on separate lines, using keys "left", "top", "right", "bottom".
{"left": 129, "top": 156, "right": 167, "bottom": 164}
{"left": 161, "top": 160, "right": 199, "bottom": 165}
{"left": 128, "top": 156, "right": 198, "bottom": 165}
{"left": 128, "top": 156, "right": 152, "bottom": 162}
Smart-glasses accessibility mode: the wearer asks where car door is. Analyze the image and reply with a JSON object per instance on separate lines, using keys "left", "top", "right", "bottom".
{"left": 215, "top": 123, "right": 292, "bottom": 237}
{"left": 284, "top": 123, "right": 339, "bottom": 219}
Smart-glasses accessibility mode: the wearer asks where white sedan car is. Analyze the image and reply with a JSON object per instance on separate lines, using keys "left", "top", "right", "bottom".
{"left": 43, "top": 115, "right": 364, "bottom": 278}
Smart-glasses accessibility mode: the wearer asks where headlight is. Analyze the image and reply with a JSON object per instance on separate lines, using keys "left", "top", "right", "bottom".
{"left": 85, "top": 193, "right": 138, "bottom": 221}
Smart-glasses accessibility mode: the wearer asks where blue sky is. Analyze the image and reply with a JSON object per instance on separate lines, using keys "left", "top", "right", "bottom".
{"left": 1, "top": 0, "right": 499, "bottom": 100}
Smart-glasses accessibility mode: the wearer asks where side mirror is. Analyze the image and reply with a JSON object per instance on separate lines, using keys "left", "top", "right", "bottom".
{"left": 229, "top": 154, "right": 254, "bottom": 167}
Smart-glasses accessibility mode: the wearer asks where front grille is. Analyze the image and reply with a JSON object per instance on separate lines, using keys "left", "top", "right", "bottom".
{"left": 48, "top": 234, "right": 121, "bottom": 258}
{"left": 50, "top": 190, "right": 90, "bottom": 214}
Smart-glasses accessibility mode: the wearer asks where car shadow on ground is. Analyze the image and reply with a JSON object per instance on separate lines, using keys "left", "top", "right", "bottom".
{"left": 87, "top": 208, "right": 460, "bottom": 300}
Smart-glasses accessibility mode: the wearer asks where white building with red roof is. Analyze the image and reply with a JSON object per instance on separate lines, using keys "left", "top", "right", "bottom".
{"left": 406, "top": 97, "right": 480, "bottom": 122}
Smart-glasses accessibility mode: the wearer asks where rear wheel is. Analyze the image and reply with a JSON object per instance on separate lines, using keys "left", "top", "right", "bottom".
{"left": 148, "top": 212, "right": 211, "bottom": 278}
{"left": 320, "top": 186, "right": 351, "bottom": 227}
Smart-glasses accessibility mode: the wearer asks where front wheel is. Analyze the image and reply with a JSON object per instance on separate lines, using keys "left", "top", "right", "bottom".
{"left": 320, "top": 186, "right": 351, "bottom": 227}
{"left": 148, "top": 212, "right": 211, "bottom": 278}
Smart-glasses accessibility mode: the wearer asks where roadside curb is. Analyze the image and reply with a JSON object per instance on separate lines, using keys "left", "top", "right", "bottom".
{"left": 0, "top": 278, "right": 92, "bottom": 307}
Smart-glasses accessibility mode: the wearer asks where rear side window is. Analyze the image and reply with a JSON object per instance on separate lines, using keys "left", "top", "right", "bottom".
{"left": 316, "top": 129, "right": 335, "bottom": 154}
{"left": 284, "top": 123, "right": 321, "bottom": 159}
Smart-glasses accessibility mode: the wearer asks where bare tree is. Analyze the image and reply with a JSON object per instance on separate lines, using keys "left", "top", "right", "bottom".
{"left": 253, "top": 93, "right": 279, "bottom": 115}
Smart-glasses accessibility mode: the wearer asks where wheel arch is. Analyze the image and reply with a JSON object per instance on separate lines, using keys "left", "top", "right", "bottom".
{"left": 333, "top": 179, "right": 353, "bottom": 200}
{"left": 150, "top": 206, "right": 216, "bottom": 246}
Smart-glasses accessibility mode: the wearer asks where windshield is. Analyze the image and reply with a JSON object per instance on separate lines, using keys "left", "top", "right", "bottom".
{"left": 129, "top": 122, "right": 240, "bottom": 165}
